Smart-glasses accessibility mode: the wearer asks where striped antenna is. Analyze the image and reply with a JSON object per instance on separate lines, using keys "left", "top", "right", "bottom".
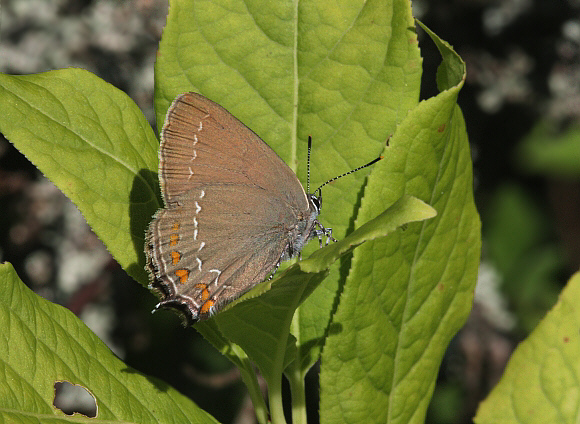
{"left": 313, "top": 151, "right": 383, "bottom": 196}
{"left": 307, "top": 135, "right": 313, "bottom": 194}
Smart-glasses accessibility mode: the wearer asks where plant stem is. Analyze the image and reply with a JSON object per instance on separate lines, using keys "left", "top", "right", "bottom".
{"left": 237, "top": 358, "right": 269, "bottom": 424}
{"left": 268, "top": 372, "right": 287, "bottom": 424}
{"left": 287, "top": 361, "right": 307, "bottom": 424}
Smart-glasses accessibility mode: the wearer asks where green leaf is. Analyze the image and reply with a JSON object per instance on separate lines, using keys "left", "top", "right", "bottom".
{"left": 292, "top": 0, "right": 423, "bottom": 376}
{"left": 319, "top": 21, "right": 480, "bottom": 423}
{"left": 210, "top": 195, "right": 435, "bottom": 384}
{"left": 192, "top": 319, "right": 270, "bottom": 424}
{"left": 484, "top": 184, "right": 562, "bottom": 333}
{"left": 0, "top": 262, "right": 217, "bottom": 423}
{"left": 0, "top": 70, "right": 159, "bottom": 284}
{"left": 475, "top": 272, "right": 580, "bottom": 423}
{"left": 155, "top": 0, "right": 424, "bottom": 379}
{"left": 194, "top": 196, "right": 435, "bottom": 423}
{"left": 517, "top": 120, "right": 580, "bottom": 178}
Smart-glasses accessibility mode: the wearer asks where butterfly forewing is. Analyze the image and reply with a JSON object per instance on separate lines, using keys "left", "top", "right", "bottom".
{"left": 159, "top": 92, "right": 308, "bottom": 209}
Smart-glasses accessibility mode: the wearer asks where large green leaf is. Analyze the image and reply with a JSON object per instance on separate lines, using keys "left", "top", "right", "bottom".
{"left": 475, "top": 272, "right": 580, "bottom": 423}
{"left": 210, "top": 195, "right": 436, "bottom": 384}
{"left": 194, "top": 195, "right": 435, "bottom": 422}
{"left": 0, "top": 262, "right": 217, "bottom": 423}
{"left": 155, "top": 0, "right": 423, "bottom": 377}
{"left": 0, "top": 70, "right": 159, "bottom": 284}
{"left": 318, "top": 22, "right": 480, "bottom": 423}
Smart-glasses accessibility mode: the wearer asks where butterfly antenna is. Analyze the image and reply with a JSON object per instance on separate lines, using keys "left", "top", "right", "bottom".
{"left": 307, "top": 135, "right": 312, "bottom": 194}
{"left": 314, "top": 154, "right": 383, "bottom": 195}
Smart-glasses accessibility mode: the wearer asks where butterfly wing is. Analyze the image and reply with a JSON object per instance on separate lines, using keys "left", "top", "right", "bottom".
{"left": 147, "top": 92, "right": 315, "bottom": 322}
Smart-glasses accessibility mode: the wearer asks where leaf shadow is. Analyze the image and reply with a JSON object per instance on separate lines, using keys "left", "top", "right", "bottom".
{"left": 127, "top": 168, "right": 161, "bottom": 285}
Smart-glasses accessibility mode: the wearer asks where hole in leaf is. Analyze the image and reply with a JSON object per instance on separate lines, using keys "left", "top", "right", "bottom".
{"left": 53, "top": 381, "right": 97, "bottom": 418}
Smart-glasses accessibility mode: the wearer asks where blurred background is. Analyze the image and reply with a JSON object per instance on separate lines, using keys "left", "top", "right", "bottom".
{"left": 0, "top": 0, "right": 579, "bottom": 422}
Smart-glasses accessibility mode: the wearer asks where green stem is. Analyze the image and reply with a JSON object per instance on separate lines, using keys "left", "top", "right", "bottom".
{"left": 287, "top": 361, "right": 307, "bottom": 424}
{"left": 237, "top": 357, "right": 269, "bottom": 424}
{"left": 268, "top": 371, "right": 287, "bottom": 424}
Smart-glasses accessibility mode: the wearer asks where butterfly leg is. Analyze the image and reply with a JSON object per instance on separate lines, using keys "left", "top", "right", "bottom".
{"left": 323, "top": 227, "right": 337, "bottom": 245}
{"left": 314, "top": 221, "right": 337, "bottom": 247}
{"left": 267, "top": 259, "right": 282, "bottom": 281}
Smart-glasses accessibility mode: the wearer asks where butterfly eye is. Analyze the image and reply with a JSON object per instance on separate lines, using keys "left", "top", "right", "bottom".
{"left": 310, "top": 194, "right": 321, "bottom": 212}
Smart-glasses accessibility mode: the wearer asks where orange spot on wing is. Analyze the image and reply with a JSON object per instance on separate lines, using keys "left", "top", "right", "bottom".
{"left": 175, "top": 269, "right": 189, "bottom": 283}
{"left": 171, "top": 251, "right": 181, "bottom": 265}
{"left": 201, "top": 299, "right": 215, "bottom": 315}
{"left": 194, "top": 283, "right": 210, "bottom": 301}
